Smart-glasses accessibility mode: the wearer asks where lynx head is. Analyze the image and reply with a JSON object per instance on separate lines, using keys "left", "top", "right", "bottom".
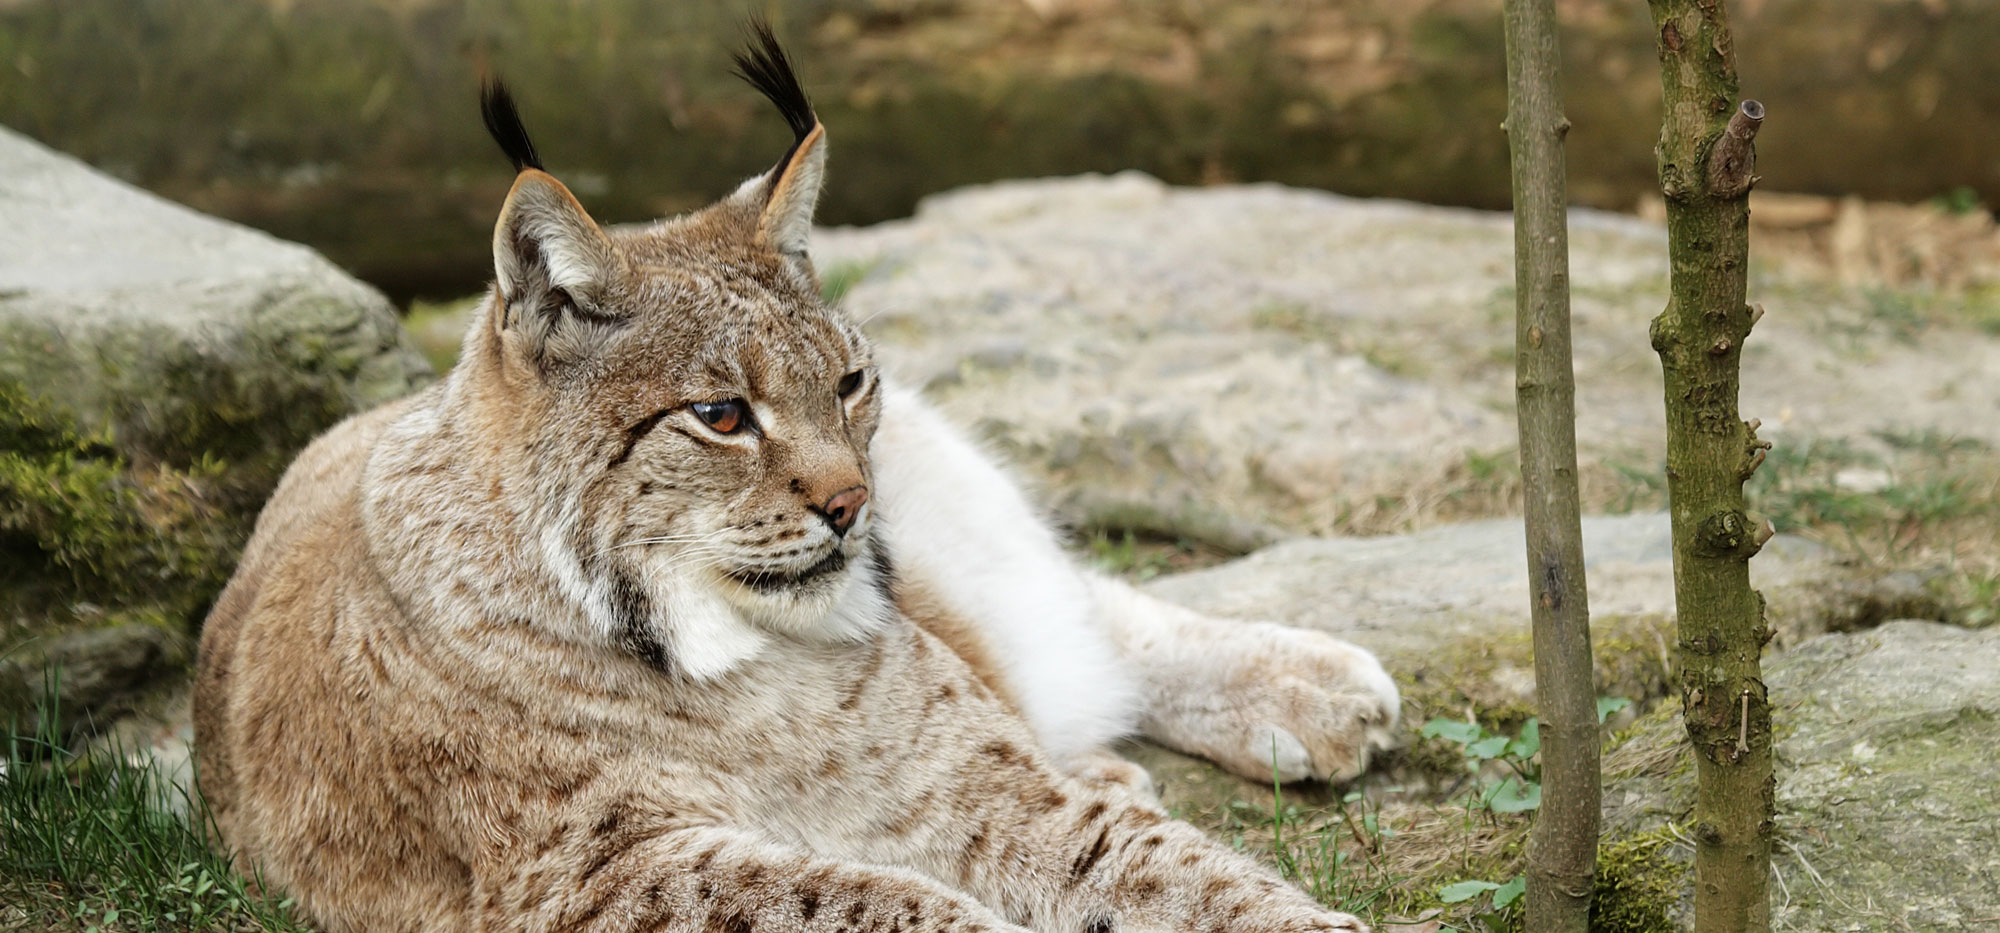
{"left": 454, "top": 26, "right": 887, "bottom": 678}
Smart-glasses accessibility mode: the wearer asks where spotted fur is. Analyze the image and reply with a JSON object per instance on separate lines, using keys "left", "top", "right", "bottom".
{"left": 195, "top": 29, "right": 1385, "bottom": 933}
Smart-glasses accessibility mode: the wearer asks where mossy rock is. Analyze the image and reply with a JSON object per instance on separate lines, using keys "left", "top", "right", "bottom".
{"left": 0, "top": 622, "right": 192, "bottom": 743}
{"left": 1600, "top": 621, "right": 2000, "bottom": 930}
{"left": 0, "top": 126, "right": 432, "bottom": 726}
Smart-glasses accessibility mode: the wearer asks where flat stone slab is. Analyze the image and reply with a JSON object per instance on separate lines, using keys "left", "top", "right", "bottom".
{"left": 1141, "top": 512, "right": 1936, "bottom": 722}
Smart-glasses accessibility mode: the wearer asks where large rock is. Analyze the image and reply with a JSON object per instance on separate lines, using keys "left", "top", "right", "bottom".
{"left": 0, "top": 126, "right": 431, "bottom": 725}
{"left": 1141, "top": 512, "right": 1939, "bottom": 733}
{"left": 1601, "top": 621, "right": 2000, "bottom": 931}
{"left": 818, "top": 174, "right": 2000, "bottom": 542}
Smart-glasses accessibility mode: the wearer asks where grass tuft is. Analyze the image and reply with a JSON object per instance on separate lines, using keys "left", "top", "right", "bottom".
{"left": 1, "top": 684, "right": 310, "bottom": 932}
{"left": 1083, "top": 529, "right": 1229, "bottom": 581}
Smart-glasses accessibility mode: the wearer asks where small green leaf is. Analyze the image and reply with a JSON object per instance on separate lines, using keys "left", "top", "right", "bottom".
{"left": 1438, "top": 880, "right": 1501, "bottom": 903}
{"left": 1598, "top": 696, "right": 1633, "bottom": 723}
{"left": 1507, "top": 718, "right": 1541, "bottom": 759}
{"left": 1493, "top": 873, "right": 1527, "bottom": 909}
{"left": 1488, "top": 777, "right": 1542, "bottom": 813}
{"left": 1466, "top": 735, "right": 1510, "bottom": 759}
{"left": 1422, "top": 718, "right": 1485, "bottom": 745}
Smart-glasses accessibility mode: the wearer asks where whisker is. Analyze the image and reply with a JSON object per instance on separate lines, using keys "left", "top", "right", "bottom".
{"left": 853, "top": 305, "right": 896, "bottom": 328}
{"left": 592, "top": 531, "right": 718, "bottom": 558}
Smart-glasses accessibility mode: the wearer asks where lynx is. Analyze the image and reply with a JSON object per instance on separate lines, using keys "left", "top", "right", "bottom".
{"left": 194, "top": 27, "right": 1398, "bottom": 933}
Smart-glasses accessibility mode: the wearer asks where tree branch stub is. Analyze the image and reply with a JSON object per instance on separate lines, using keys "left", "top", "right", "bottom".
{"left": 1708, "top": 99, "right": 1765, "bottom": 198}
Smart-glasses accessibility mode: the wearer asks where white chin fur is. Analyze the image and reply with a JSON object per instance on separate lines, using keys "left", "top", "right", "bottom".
{"left": 659, "top": 579, "right": 772, "bottom": 681}
{"left": 625, "top": 547, "right": 893, "bottom": 683}
{"left": 728, "top": 549, "right": 894, "bottom": 646}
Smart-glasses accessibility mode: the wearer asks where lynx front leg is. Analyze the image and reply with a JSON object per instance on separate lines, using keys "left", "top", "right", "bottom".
{"left": 1086, "top": 575, "right": 1401, "bottom": 783}
{"left": 1066, "top": 801, "right": 1370, "bottom": 933}
{"left": 938, "top": 742, "right": 1369, "bottom": 933}
{"left": 500, "top": 821, "right": 1028, "bottom": 933}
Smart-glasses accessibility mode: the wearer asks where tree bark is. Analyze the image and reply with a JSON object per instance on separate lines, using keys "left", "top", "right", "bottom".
{"left": 1645, "top": 0, "right": 1774, "bottom": 929}
{"left": 1501, "top": 1, "right": 1598, "bottom": 931}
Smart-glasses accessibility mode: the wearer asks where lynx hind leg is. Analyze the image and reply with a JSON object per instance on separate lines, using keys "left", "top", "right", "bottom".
{"left": 872, "top": 384, "right": 1145, "bottom": 762}
{"left": 1089, "top": 575, "right": 1401, "bottom": 784}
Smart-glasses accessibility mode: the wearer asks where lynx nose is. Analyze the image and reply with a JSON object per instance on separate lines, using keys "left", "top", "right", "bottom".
{"left": 818, "top": 486, "right": 868, "bottom": 537}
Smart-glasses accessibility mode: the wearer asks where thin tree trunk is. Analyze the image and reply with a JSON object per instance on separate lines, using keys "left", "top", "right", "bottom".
{"left": 1645, "top": 0, "right": 1774, "bottom": 929}
{"left": 1501, "top": 1, "right": 1598, "bottom": 930}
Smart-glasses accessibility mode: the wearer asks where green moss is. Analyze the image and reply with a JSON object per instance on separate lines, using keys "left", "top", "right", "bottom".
{"left": 1247, "top": 304, "right": 1425, "bottom": 378}
{"left": 1248, "top": 303, "right": 1335, "bottom": 342}
{"left": 1590, "top": 826, "right": 1686, "bottom": 933}
{"left": 1395, "top": 627, "right": 1537, "bottom": 731}
{"left": 127, "top": 313, "right": 368, "bottom": 498}
{"left": 0, "top": 380, "right": 235, "bottom": 641}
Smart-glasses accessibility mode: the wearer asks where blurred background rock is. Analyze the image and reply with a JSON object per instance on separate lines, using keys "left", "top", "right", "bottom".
{"left": 3, "top": 0, "right": 1996, "bottom": 302}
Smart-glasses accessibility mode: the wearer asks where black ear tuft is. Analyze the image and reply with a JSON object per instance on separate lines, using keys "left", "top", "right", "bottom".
{"left": 732, "top": 19, "right": 817, "bottom": 148}
{"left": 481, "top": 78, "right": 545, "bottom": 174}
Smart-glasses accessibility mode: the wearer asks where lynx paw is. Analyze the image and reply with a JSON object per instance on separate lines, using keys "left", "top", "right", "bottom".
{"left": 1064, "top": 749, "right": 1159, "bottom": 802}
{"left": 1147, "top": 622, "right": 1400, "bottom": 784}
{"left": 1313, "top": 911, "right": 1372, "bottom": 932}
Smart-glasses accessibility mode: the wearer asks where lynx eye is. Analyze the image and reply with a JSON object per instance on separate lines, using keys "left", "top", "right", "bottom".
{"left": 836, "top": 369, "right": 866, "bottom": 398}
{"left": 692, "top": 399, "right": 748, "bottom": 435}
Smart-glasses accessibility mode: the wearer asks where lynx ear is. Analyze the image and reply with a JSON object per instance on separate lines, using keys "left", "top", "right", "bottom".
{"left": 492, "top": 170, "right": 617, "bottom": 310}
{"left": 481, "top": 80, "right": 624, "bottom": 366}
{"left": 733, "top": 22, "right": 825, "bottom": 258}
{"left": 756, "top": 124, "right": 826, "bottom": 257}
